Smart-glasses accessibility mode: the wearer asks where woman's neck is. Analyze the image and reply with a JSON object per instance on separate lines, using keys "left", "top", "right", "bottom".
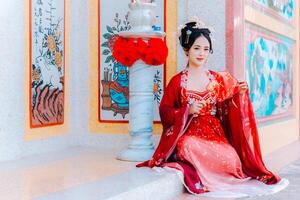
{"left": 187, "top": 63, "right": 208, "bottom": 75}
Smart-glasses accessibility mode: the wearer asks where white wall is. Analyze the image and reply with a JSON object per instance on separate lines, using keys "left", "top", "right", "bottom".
{"left": 0, "top": 1, "right": 24, "bottom": 160}
{"left": 0, "top": 0, "right": 83, "bottom": 162}
{"left": 0, "top": 0, "right": 130, "bottom": 162}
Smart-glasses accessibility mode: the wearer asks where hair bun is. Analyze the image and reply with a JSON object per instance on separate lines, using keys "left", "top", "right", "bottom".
{"left": 182, "top": 22, "right": 211, "bottom": 35}
{"left": 178, "top": 20, "right": 213, "bottom": 53}
{"left": 185, "top": 22, "right": 197, "bottom": 28}
{"left": 199, "top": 28, "right": 211, "bottom": 35}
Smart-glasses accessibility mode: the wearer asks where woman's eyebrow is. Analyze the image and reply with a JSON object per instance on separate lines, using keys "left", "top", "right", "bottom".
{"left": 194, "top": 45, "right": 209, "bottom": 48}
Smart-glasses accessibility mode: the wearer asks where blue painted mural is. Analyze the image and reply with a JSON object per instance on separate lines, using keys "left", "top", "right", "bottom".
{"left": 254, "top": 0, "right": 294, "bottom": 20}
{"left": 245, "top": 24, "right": 294, "bottom": 119}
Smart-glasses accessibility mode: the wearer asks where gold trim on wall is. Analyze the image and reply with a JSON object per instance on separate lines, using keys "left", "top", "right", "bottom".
{"left": 166, "top": 0, "right": 178, "bottom": 83}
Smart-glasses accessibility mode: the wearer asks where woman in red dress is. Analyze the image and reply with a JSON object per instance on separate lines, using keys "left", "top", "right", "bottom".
{"left": 137, "top": 20, "right": 288, "bottom": 197}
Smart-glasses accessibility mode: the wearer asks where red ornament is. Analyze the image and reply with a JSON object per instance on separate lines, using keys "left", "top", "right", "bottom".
{"left": 112, "top": 37, "right": 139, "bottom": 67}
{"left": 112, "top": 36, "right": 168, "bottom": 67}
{"left": 141, "top": 38, "right": 168, "bottom": 66}
{"left": 136, "top": 38, "right": 148, "bottom": 61}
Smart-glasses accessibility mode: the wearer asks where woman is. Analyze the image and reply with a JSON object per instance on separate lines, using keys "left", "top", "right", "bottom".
{"left": 137, "top": 20, "right": 288, "bottom": 197}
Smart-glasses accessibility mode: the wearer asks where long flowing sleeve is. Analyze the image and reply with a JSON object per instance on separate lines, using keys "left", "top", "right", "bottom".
{"left": 214, "top": 70, "right": 281, "bottom": 184}
{"left": 159, "top": 76, "right": 189, "bottom": 127}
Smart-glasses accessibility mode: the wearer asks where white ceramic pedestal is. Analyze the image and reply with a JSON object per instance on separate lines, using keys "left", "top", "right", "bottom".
{"left": 117, "top": 60, "right": 155, "bottom": 162}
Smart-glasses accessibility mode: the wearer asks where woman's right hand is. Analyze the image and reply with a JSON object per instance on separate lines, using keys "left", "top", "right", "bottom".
{"left": 189, "top": 100, "right": 206, "bottom": 116}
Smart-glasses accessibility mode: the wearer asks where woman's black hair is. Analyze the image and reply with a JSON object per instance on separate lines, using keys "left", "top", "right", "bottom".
{"left": 179, "top": 22, "right": 213, "bottom": 53}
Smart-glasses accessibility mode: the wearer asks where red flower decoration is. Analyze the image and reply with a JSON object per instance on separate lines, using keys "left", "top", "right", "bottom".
{"left": 136, "top": 38, "right": 148, "bottom": 60}
{"left": 112, "top": 37, "right": 139, "bottom": 66}
{"left": 112, "top": 36, "right": 168, "bottom": 67}
{"left": 141, "top": 38, "right": 168, "bottom": 66}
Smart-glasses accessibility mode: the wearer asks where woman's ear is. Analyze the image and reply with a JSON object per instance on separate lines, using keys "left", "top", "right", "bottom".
{"left": 184, "top": 51, "right": 189, "bottom": 57}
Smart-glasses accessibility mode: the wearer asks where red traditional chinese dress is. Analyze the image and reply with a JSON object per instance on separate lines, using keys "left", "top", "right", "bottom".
{"left": 137, "top": 68, "right": 288, "bottom": 197}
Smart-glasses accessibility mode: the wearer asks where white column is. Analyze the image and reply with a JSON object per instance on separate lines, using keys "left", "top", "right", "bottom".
{"left": 117, "top": 60, "right": 155, "bottom": 161}
{"left": 116, "top": 0, "right": 165, "bottom": 162}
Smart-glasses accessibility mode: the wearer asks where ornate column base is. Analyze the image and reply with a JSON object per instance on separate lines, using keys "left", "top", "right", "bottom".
{"left": 117, "top": 147, "right": 154, "bottom": 162}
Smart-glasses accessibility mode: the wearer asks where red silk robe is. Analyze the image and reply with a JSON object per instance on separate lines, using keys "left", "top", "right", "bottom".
{"left": 137, "top": 69, "right": 280, "bottom": 194}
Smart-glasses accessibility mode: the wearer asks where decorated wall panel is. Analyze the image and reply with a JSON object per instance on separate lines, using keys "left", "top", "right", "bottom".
{"left": 98, "top": 0, "right": 166, "bottom": 122}
{"left": 30, "top": 0, "right": 65, "bottom": 128}
{"left": 253, "top": 0, "right": 295, "bottom": 21}
{"left": 245, "top": 23, "right": 294, "bottom": 120}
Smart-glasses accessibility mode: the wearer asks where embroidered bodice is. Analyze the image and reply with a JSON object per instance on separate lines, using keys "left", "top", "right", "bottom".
{"left": 181, "top": 68, "right": 240, "bottom": 106}
{"left": 186, "top": 90, "right": 217, "bottom": 116}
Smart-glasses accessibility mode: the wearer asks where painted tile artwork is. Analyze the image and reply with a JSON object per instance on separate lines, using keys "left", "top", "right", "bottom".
{"left": 254, "top": 0, "right": 294, "bottom": 20}
{"left": 30, "top": 0, "right": 65, "bottom": 127}
{"left": 99, "top": 0, "right": 165, "bottom": 122}
{"left": 245, "top": 23, "right": 294, "bottom": 120}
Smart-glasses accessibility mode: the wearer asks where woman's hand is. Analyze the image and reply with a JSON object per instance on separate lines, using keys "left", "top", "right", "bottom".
{"left": 189, "top": 100, "right": 206, "bottom": 117}
{"left": 238, "top": 81, "right": 248, "bottom": 95}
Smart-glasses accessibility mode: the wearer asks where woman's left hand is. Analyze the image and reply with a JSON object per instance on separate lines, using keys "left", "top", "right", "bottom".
{"left": 238, "top": 81, "right": 248, "bottom": 95}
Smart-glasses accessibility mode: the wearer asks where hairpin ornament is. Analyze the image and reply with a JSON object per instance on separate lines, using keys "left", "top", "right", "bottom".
{"left": 185, "top": 29, "right": 192, "bottom": 44}
{"left": 189, "top": 16, "right": 215, "bottom": 32}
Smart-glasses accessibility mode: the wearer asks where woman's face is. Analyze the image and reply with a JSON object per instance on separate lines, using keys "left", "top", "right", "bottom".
{"left": 187, "top": 36, "right": 210, "bottom": 67}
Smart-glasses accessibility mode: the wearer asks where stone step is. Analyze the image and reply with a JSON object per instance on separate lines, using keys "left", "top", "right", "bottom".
{"left": 37, "top": 167, "right": 184, "bottom": 200}
{"left": 2, "top": 141, "right": 300, "bottom": 200}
